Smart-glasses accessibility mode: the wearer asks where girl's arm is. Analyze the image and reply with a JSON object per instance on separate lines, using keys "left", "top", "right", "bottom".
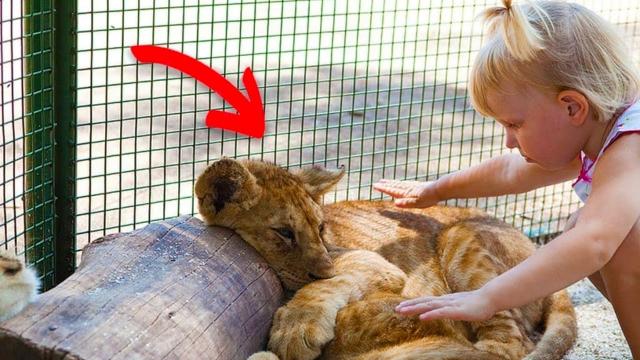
{"left": 374, "top": 153, "right": 580, "bottom": 208}
{"left": 397, "top": 134, "right": 640, "bottom": 321}
{"left": 435, "top": 153, "right": 581, "bottom": 200}
{"left": 485, "top": 134, "right": 640, "bottom": 311}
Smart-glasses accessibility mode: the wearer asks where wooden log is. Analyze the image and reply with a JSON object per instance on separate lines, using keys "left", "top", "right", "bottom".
{"left": 0, "top": 216, "right": 284, "bottom": 360}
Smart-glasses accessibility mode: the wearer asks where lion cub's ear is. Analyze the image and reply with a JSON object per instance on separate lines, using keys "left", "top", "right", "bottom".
{"left": 292, "top": 165, "right": 345, "bottom": 201}
{"left": 195, "top": 158, "right": 262, "bottom": 218}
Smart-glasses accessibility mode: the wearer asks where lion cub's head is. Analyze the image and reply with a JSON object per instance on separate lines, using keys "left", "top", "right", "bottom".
{"left": 194, "top": 158, "right": 345, "bottom": 290}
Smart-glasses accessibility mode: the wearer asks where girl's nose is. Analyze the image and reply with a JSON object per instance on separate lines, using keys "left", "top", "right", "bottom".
{"left": 504, "top": 129, "right": 518, "bottom": 149}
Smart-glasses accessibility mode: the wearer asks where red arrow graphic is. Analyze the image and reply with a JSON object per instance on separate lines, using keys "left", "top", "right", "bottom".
{"left": 131, "top": 45, "right": 265, "bottom": 138}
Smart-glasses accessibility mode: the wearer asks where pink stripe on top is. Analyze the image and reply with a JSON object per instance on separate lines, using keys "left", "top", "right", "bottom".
{"left": 572, "top": 100, "right": 640, "bottom": 202}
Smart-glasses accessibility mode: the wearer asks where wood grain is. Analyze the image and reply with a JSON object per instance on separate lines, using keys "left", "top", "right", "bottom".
{"left": 0, "top": 216, "right": 283, "bottom": 360}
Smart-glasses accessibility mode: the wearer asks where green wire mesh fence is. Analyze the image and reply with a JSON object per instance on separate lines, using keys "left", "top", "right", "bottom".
{"left": 2, "top": 0, "right": 640, "bottom": 289}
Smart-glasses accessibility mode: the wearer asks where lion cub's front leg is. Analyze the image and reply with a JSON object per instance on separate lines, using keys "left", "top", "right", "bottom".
{"left": 268, "top": 250, "right": 407, "bottom": 360}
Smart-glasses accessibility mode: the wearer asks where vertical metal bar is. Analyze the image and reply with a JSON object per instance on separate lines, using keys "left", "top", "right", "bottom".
{"left": 24, "top": 0, "right": 56, "bottom": 289}
{"left": 53, "top": 0, "right": 77, "bottom": 283}
{"left": 24, "top": 0, "right": 77, "bottom": 288}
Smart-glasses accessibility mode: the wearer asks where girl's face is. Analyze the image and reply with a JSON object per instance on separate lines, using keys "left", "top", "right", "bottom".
{"left": 485, "top": 82, "right": 590, "bottom": 170}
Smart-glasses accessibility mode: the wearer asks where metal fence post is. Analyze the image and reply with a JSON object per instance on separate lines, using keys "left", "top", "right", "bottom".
{"left": 24, "top": 0, "right": 56, "bottom": 289}
{"left": 52, "top": 0, "right": 78, "bottom": 284}
{"left": 23, "top": 0, "right": 77, "bottom": 289}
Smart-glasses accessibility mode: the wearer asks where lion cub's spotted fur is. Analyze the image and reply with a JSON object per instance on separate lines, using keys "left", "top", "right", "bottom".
{"left": 0, "top": 248, "right": 40, "bottom": 321}
{"left": 195, "top": 158, "right": 577, "bottom": 360}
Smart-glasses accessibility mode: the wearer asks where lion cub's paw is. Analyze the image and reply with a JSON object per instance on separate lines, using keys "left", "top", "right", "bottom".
{"left": 247, "top": 351, "right": 280, "bottom": 360}
{"left": 335, "top": 250, "right": 407, "bottom": 295}
{"left": 268, "top": 305, "right": 334, "bottom": 360}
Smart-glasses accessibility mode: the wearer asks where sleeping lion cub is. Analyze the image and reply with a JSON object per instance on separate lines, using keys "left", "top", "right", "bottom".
{"left": 195, "top": 158, "right": 577, "bottom": 360}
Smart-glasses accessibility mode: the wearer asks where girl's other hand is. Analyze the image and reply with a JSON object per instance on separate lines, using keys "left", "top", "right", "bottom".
{"left": 395, "top": 289, "right": 496, "bottom": 322}
{"left": 372, "top": 179, "right": 441, "bottom": 208}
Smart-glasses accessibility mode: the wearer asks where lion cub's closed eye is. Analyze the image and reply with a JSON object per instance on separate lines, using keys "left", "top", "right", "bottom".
{"left": 0, "top": 249, "right": 40, "bottom": 321}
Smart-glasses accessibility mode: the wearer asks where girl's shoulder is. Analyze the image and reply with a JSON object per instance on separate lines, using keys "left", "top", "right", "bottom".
{"left": 600, "top": 100, "right": 640, "bottom": 154}
{"left": 616, "top": 100, "right": 640, "bottom": 130}
{"left": 572, "top": 100, "right": 640, "bottom": 202}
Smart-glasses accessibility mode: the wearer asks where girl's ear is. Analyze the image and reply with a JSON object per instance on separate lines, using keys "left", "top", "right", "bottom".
{"left": 558, "top": 90, "right": 589, "bottom": 126}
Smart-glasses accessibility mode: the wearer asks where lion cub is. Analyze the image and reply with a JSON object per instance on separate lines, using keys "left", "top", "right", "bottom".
{"left": 0, "top": 248, "right": 40, "bottom": 321}
{"left": 196, "top": 158, "right": 577, "bottom": 360}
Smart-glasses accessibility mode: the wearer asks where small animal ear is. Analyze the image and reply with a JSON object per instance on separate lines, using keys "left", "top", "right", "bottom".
{"left": 194, "top": 157, "right": 262, "bottom": 219}
{"left": 0, "top": 253, "right": 23, "bottom": 276}
{"left": 292, "top": 164, "right": 346, "bottom": 200}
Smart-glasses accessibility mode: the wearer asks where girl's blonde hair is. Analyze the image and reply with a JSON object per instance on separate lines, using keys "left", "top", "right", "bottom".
{"left": 470, "top": 0, "right": 640, "bottom": 123}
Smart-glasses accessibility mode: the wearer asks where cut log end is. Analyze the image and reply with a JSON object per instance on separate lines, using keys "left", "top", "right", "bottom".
{"left": 0, "top": 216, "right": 283, "bottom": 360}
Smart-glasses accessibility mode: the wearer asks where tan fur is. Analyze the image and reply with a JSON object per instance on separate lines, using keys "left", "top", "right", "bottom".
{"left": 0, "top": 248, "right": 40, "bottom": 321}
{"left": 195, "top": 158, "right": 577, "bottom": 360}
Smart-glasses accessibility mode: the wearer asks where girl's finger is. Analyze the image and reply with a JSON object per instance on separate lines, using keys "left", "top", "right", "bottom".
{"left": 379, "top": 180, "right": 414, "bottom": 190}
{"left": 397, "top": 300, "right": 448, "bottom": 316}
{"left": 373, "top": 186, "right": 407, "bottom": 198}
{"left": 397, "top": 298, "right": 442, "bottom": 311}
{"left": 397, "top": 296, "right": 437, "bottom": 307}
{"left": 373, "top": 181, "right": 406, "bottom": 190}
{"left": 418, "top": 307, "right": 455, "bottom": 321}
{"left": 376, "top": 185, "right": 414, "bottom": 198}
{"left": 394, "top": 198, "right": 417, "bottom": 207}
{"left": 404, "top": 180, "right": 424, "bottom": 186}
{"left": 372, "top": 183, "right": 395, "bottom": 192}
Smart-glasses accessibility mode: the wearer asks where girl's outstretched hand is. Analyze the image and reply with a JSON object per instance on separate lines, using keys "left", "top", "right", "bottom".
{"left": 372, "top": 179, "right": 441, "bottom": 208}
{"left": 395, "top": 289, "right": 497, "bottom": 322}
